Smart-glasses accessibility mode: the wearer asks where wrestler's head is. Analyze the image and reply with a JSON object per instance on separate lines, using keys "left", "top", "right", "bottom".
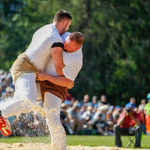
{"left": 53, "top": 10, "right": 72, "bottom": 34}
{"left": 64, "top": 32, "right": 84, "bottom": 53}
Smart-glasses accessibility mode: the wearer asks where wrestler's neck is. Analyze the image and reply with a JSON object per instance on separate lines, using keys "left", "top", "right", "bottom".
{"left": 65, "top": 48, "right": 79, "bottom": 53}
{"left": 53, "top": 22, "right": 63, "bottom": 35}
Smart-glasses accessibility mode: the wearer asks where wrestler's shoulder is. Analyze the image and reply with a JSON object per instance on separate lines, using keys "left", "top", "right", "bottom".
{"left": 34, "top": 24, "right": 62, "bottom": 43}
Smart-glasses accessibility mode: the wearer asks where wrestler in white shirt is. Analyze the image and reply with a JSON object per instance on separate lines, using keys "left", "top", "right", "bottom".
{"left": 0, "top": 10, "right": 72, "bottom": 137}
{"left": 36, "top": 32, "right": 84, "bottom": 150}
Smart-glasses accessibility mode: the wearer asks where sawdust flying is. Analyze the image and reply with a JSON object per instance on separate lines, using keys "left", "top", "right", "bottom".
{"left": 0, "top": 143, "right": 149, "bottom": 150}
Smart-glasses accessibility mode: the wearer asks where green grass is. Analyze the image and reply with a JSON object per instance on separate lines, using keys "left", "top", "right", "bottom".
{"left": 0, "top": 135, "right": 150, "bottom": 149}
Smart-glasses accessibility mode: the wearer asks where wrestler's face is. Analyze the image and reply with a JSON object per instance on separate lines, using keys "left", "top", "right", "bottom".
{"left": 64, "top": 36, "right": 81, "bottom": 52}
{"left": 61, "top": 19, "right": 71, "bottom": 34}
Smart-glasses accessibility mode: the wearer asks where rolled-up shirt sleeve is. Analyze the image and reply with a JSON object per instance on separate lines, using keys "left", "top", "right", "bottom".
{"left": 50, "top": 34, "right": 63, "bottom": 48}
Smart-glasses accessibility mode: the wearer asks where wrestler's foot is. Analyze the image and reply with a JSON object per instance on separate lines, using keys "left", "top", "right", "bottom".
{"left": 0, "top": 116, "right": 12, "bottom": 136}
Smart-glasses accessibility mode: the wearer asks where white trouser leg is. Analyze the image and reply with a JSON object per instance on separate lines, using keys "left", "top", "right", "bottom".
{"left": 44, "top": 92, "right": 66, "bottom": 150}
{"left": 1, "top": 73, "right": 37, "bottom": 118}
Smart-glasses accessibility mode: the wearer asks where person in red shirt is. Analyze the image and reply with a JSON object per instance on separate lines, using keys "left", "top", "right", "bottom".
{"left": 113, "top": 103, "right": 143, "bottom": 148}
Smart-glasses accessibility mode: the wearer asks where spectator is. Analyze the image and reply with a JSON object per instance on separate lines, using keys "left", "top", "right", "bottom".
{"left": 79, "top": 106, "right": 95, "bottom": 134}
{"left": 0, "top": 70, "right": 14, "bottom": 101}
{"left": 81, "top": 106, "right": 94, "bottom": 122}
{"left": 98, "top": 95, "right": 109, "bottom": 106}
{"left": 93, "top": 113, "right": 109, "bottom": 135}
{"left": 144, "top": 95, "right": 150, "bottom": 116}
{"left": 92, "top": 105, "right": 108, "bottom": 126}
{"left": 67, "top": 101, "right": 82, "bottom": 134}
{"left": 144, "top": 94, "right": 150, "bottom": 134}
{"left": 106, "top": 106, "right": 114, "bottom": 134}
{"left": 138, "top": 99, "right": 146, "bottom": 133}
{"left": 125, "top": 97, "right": 136, "bottom": 108}
{"left": 60, "top": 103, "right": 73, "bottom": 135}
{"left": 113, "top": 103, "right": 143, "bottom": 148}
{"left": 81, "top": 94, "right": 92, "bottom": 107}
{"left": 91, "top": 96, "right": 98, "bottom": 109}
{"left": 112, "top": 106, "right": 122, "bottom": 124}
{"left": 139, "top": 99, "right": 146, "bottom": 112}
{"left": 66, "top": 93, "right": 73, "bottom": 101}
{"left": 64, "top": 93, "right": 74, "bottom": 106}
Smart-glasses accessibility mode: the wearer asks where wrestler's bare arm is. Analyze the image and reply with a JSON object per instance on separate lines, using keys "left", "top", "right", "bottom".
{"left": 50, "top": 47, "right": 74, "bottom": 88}
{"left": 51, "top": 47, "right": 64, "bottom": 75}
{"left": 37, "top": 72, "right": 73, "bottom": 89}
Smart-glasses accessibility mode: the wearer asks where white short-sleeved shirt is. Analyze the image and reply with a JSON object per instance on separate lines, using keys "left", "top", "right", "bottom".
{"left": 25, "top": 24, "right": 62, "bottom": 71}
{"left": 45, "top": 32, "right": 83, "bottom": 81}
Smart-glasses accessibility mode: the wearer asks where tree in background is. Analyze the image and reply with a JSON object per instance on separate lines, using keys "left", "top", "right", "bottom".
{"left": 0, "top": 0, "right": 150, "bottom": 105}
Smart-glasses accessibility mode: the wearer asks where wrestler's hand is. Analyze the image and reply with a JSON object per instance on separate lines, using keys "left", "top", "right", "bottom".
{"left": 68, "top": 82, "right": 74, "bottom": 89}
{"left": 36, "top": 72, "right": 47, "bottom": 81}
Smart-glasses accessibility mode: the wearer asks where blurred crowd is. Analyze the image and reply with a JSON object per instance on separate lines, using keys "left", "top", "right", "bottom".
{"left": 60, "top": 94, "right": 150, "bottom": 136}
{"left": 0, "top": 69, "right": 150, "bottom": 137}
{"left": 0, "top": 70, "right": 14, "bottom": 101}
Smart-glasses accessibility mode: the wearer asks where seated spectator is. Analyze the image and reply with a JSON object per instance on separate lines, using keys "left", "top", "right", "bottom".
{"left": 125, "top": 97, "right": 136, "bottom": 108}
{"left": 98, "top": 95, "right": 110, "bottom": 106}
{"left": 81, "top": 105, "right": 94, "bottom": 122}
{"left": 60, "top": 103, "right": 73, "bottom": 135}
{"left": 91, "top": 96, "right": 98, "bottom": 109}
{"left": 67, "top": 101, "right": 82, "bottom": 134}
{"left": 144, "top": 96, "right": 150, "bottom": 116}
{"left": 2, "top": 86, "right": 14, "bottom": 99}
{"left": 144, "top": 94, "right": 150, "bottom": 134}
{"left": 92, "top": 105, "right": 108, "bottom": 129}
{"left": 138, "top": 99, "right": 146, "bottom": 133}
{"left": 79, "top": 105, "right": 96, "bottom": 135}
{"left": 106, "top": 106, "right": 114, "bottom": 134}
{"left": 66, "top": 93, "right": 73, "bottom": 101}
{"left": 78, "top": 105, "right": 87, "bottom": 117}
{"left": 113, "top": 103, "right": 143, "bottom": 148}
{"left": 64, "top": 93, "right": 74, "bottom": 106}
{"left": 80, "top": 94, "right": 92, "bottom": 107}
{"left": 112, "top": 106, "right": 122, "bottom": 124}
{"left": 93, "top": 113, "right": 109, "bottom": 135}
{"left": 92, "top": 105, "right": 110, "bottom": 135}
{"left": 139, "top": 99, "right": 146, "bottom": 112}
{"left": 0, "top": 70, "right": 14, "bottom": 101}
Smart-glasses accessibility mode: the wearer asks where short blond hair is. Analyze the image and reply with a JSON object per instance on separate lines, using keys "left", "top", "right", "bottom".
{"left": 53, "top": 10, "right": 72, "bottom": 23}
{"left": 69, "top": 32, "right": 84, "bottom": 46}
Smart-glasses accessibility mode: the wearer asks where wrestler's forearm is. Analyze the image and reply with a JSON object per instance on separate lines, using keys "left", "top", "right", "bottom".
{"left": 43, "top": 74, "right": 73, "bottom": 88}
